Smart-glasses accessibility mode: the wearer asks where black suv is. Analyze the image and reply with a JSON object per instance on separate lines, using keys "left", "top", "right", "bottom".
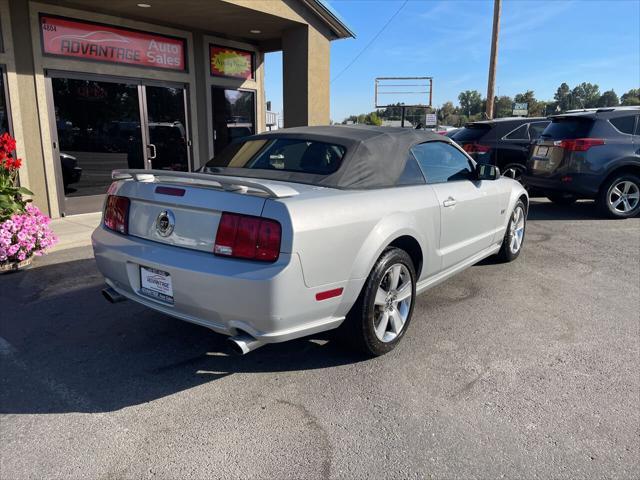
{"left": 523, "top": 107, "right": 640, "bottom": 218}
{"left": 449, "top": 117, "right": 550, "bottom": 180}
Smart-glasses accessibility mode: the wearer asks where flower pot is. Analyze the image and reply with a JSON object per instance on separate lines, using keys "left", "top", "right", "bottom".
{"left": 0, "top": 257, "right": 32, "bottom": 274}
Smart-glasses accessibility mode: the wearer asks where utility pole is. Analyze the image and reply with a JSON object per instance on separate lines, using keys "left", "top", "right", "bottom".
{"left": 485, "top": 0, "right": 501, "bottom": 119}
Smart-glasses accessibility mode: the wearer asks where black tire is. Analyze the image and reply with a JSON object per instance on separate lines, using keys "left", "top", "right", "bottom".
{"left": 496, "top": 200, "right": 527, "bottom": 263}
{"left": 547, "top": 194, "right": 577, "bottom": 205}
{"left": 343, "top": 247, "right": 416, "bottom": 356}
{"left": 503, "top": 164, "right": 526, "bottom": 183}
{"left": 596, "top": 174, "right": 640, "bottom": 219}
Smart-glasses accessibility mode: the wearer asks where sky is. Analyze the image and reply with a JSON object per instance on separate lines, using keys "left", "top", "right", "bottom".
{"left": 264, "top": 0, "right": 640, "bottom": 123}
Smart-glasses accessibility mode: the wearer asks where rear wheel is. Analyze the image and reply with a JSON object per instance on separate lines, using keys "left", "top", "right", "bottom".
{"left": 497, "top": 200, "right": 526, "bottom": 262}
{"left": 597, "top": 174, "right": 640, "bottom": 219}
{"left": 547, "top": 193, "right": 577, "bottom": 205}
{"left": 344, "top": 248, "right": 416, "bottom": 356}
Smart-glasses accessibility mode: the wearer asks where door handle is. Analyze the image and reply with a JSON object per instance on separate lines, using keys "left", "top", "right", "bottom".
{"left": 147, "top": 144, "right": 157, "bottom": 160}
{"left": 443, "top": 197, "right": 457, "bottom": 207}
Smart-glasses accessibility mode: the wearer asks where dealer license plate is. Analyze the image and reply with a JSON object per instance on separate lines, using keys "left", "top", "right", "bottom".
{"left": 140, "top": 266, "right": 174, "bottom": 303}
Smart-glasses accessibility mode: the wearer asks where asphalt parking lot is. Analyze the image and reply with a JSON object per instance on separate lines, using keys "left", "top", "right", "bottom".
{"left": 1, "top": 199, "right": 638, "bottom": 479}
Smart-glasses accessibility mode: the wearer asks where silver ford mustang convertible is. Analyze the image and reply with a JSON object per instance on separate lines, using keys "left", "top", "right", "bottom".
{"left": 92, "top": 126, "right": 528, "bottom": 356}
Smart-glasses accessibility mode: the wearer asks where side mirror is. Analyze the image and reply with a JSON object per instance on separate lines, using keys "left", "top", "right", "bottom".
{"left": 476, "top": 164, "right": 500, "bottom": 181}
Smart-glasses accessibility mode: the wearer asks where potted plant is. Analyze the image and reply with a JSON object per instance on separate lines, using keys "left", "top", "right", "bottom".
{"left": 0, "top": 132, "right": 57, "bottom": 273}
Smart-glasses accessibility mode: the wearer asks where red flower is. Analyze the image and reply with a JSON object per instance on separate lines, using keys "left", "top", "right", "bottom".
{"left": 0, "top": 133, "right": 21, "bottom": 172}
{"left": 0, "top": 132, "right": 16, "bottom": 154}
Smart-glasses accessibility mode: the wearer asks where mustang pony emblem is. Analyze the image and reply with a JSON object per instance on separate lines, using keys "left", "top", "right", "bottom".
{"left": 155, "top": 210, "right": 175, "bottom": 237}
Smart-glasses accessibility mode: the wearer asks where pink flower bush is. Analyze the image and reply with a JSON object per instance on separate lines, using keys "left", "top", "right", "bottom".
{"left": 0, "top": 203, "right": 57, "bottom": 263}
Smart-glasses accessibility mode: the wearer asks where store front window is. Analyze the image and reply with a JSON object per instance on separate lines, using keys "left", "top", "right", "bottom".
{"left": 211, "top": 87, "right": 255, "bottom": 156}
{"left": 50, "top": 75, "right": 190, "bottom": 215}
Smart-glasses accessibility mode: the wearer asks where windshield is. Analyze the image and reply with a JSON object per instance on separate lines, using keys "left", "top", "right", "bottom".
{"left": 205, "top": 138, "right": 346, "bottom": 175}
{"left": 540, "top": 118, "right": 593, "bottom": 139}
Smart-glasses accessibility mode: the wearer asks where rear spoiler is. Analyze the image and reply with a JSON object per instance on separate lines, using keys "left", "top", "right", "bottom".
{"left": 111, "top": 169, "right": 300, "bottom": 198}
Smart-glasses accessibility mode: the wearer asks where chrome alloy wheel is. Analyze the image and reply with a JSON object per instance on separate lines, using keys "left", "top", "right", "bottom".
{"left": 609, "top": 180, "right": 640, "bottom": 214}
{"left": 509, "top": 205, "right": 526, "bottom": 254}
{"left": 373, "top": 263, "right": 412, "bottom": 342}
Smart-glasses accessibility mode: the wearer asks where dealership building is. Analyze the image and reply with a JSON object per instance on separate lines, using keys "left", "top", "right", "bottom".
{"left": 0, "top": 0, "right": 353, "bottom": 217}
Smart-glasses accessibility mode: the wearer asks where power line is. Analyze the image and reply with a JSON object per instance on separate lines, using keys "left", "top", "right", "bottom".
{"left": 331, "top": 0, "right": 409, "bottom": 84}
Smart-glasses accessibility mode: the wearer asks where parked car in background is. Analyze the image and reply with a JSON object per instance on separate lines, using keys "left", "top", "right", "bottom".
{"left": 93, "top": 126, "right": 528, "bottom": 357}
{"left": 434, "top": 126, "right": 458, "bottom": 135}
{"left": 445, "top": 128, "right": 461, "bottom": 138}
{"left": 60, "top": 152, "right": 82, "bottom": 191}
{"left": 524, "top": 107, "right": 640, "bottom": 218}
{"left": 449, "top": 117, "right": 550, "bottom": 181}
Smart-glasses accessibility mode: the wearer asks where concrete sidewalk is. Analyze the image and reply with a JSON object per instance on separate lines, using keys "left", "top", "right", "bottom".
{"left": 49, "top": 212, "right": 101, "bottom": 252}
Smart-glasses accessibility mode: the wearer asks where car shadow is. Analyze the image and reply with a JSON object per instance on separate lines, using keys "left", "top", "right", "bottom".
{"left": 527, "top": 198, "right": 612, "bottom": 221}
{"left": 0, "top": 257, "right": 365, "bottom": 415}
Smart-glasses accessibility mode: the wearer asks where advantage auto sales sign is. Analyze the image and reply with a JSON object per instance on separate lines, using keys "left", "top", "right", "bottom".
{"left": 40, "top": 16, "right": 186, "bottom": 71}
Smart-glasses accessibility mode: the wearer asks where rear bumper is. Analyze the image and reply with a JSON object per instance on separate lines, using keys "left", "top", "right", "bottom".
{"left": 91, "top": 226, "right": 349, "bottom": 343}
{"left": 522, "top": 173, "right": 600, "bottom": 197}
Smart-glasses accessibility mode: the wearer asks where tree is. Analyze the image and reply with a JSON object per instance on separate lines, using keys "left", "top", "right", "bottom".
{"left": 437, "top": 101, "right": 457, "bottom": 123}
{"left": 597, "top": 90, "right": 620, "bottom": 107}
{"left": 366, "top": 112, "right": 382, "bottom": 126}
{"left": 493, "top": 95, "right": 513, "bottom": 118}
{"left": 554, "top": 83, "right": 572, "bottom": 112}
{"left": 572, "top": 82, "right": 600, "bottom": 109}
{"left": 620, "top": 88, "right": 640, "bottom": 106}
{"left": 458, "top": 90, "right": 483, "bottom": 116}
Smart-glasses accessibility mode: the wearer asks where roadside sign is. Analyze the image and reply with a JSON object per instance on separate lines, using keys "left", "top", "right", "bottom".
{"left": 513, "top": 102, "right": 528, "bottom": 116}
{"left": 425, "top": 113, "right": 437, "bottom": 126}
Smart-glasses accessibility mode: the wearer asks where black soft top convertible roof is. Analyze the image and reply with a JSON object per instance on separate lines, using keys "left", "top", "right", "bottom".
{"left": 209, "top": 125, "right": 449, "bottom": 189}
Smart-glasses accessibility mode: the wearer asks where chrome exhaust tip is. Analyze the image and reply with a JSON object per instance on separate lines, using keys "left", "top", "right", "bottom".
{"left": 227, "top": 333, "right": 264, "bottom": 355}
{"left": 102, "top": 287, "right": 126, "bottom": 304}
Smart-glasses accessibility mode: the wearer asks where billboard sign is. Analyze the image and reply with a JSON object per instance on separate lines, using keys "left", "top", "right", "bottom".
{"left": 40, "top": 15, "right": 186, "bottom": 71}
{"left": 513, "top": 102, "right": 528, "bottom": 116}
{"left": 210, "top": 45, "right": 254, "bottom": 79}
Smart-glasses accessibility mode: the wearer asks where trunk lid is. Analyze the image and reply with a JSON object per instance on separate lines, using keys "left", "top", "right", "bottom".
{"left": 110, "top": 170, "right": 298, "bottom": 252}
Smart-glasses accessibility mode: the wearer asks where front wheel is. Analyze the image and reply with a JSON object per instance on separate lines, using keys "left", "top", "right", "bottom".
{"left": 496, "top": 200, "right": 526, "bottom": 262}
{"left": 597, "top": 174, "right": 640, "bottom": 219}
{"left": 343, "top": 248, "right": 416, "bottom": 356}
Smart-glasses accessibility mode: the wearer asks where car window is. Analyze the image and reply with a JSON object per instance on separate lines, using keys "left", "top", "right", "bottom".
{"left": 540, "top": 118, "right": 593, "bottom": 139}
{"left": 528, "top": 122, "right": 549, "bottom": 140}
{"left": 206, "top": 138, "right": 346, "bottom": 175}
{"left": 504, "top": 124, "right": 528, "bottom": 140}
{"left": 411, "top": 141, "right": 473, "bottom": 184}
{"left": 610, "top": 115, "right": 636, "bottom": 135}
{"left": 396, "top": 154, "right": 426, "bottom": 186}
{"left": 450, "top": 125, "right": 491, "bottom": 142}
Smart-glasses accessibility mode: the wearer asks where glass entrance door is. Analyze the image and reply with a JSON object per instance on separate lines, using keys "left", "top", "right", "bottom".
{"left": 143, "top": 85, "right": 190, "bottom": 171}
{"left": 211, "top": 87, "right": 255, "bottom": 156}
{"left": 48, "top": 75, "right": 191, "bottom": 215}
{"left": 50, "top": 77, "right": 144, "bottom": 215}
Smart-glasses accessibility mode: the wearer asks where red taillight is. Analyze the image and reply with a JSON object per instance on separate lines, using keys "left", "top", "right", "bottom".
{"left": 558, "top": 138, "right": 605, "bottom": 152}
{"left": 462, "top": 142, "right": 491, "bottom": 154}
{"left": 214, "top": 212, "right": 281, "bottom": 262}
{"left": 104, "top": 195, "right": 130, "bottom": 234}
